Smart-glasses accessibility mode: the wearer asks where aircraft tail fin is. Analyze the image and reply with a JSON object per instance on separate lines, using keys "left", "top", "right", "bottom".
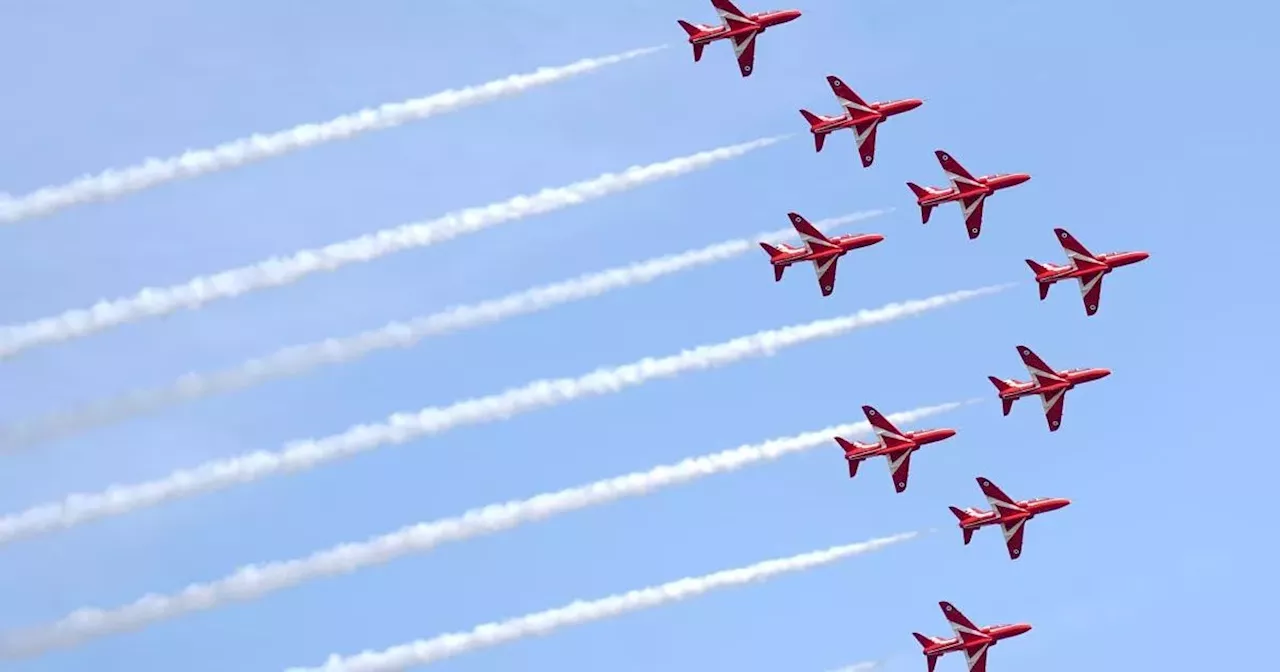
{"left": 1025, "top": 260, "right": 1053, "bottom": 299}
{"left": 676, "top": 21, "right": 705, "bottom": 61}
{"left": 799, "top": 110, "right": 828, "bottom": 152}
{"left": 760, "top": 242, "right": 786, "bottom": 281}
{"left": 948, "top": 507, "right": 977, "bottom": 544}
{"left": 988, "top": 377, "right": 1017, "bottom": 416}
{"left": 912, "top": 633, "right": 942, "bottom": 671}
{"left": 906, "top": 183, "right": 934, "bottom": 223}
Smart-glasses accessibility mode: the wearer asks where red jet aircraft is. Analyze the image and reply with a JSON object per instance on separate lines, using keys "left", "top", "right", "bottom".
{"left": 912, "top": 602, "right": 1032, "bottom": 672}
{"left": 799, "top": 76, "right": 923, "bottom": 167}
{"left": 760, "top": 212, "right": 884, "bottom": 296}
{"left": 1026, "top": 228, "right": 1150, "bottom": 316}
{"left": 677, "top": 0, "right": 802, "bottom": 77}
{"left": 906, "top": 150, "right": 1031, "bottom": 240}
{"left": 949, "top": 476, "right": 1070, "bottom": 560}
{"left": 988, "top": 345, "right": 1110, "bottom": 432}
{"left": 833, "top": 405, "right": 956, "bottom": 493}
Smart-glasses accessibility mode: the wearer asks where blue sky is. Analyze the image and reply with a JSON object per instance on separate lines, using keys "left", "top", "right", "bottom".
{"left": 0, "top": 0, "right": 1275, "bottom": 670}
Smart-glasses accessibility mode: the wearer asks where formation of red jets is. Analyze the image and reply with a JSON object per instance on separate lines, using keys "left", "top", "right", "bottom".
{"left": 676, "top": 2, "right": 1152, "bottom": 669}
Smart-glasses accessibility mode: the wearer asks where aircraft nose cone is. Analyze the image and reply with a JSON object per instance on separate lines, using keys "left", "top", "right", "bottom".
{"left": 1011, "top": 173, "right": 1032, "bottom": 186}
{"left": 865, "top": 233, "right": 886, "bottom": 245}
{"left": 1134, "top": 251, "right": 1151, "bottom": 262}
{"left": 1096, "top": 368, "right": 1113, "bottom": 379}
{"left": 903, "top": 99, "right": 924, "bottom": 112}
{"left": 937, "top": 428, "right": 958, "bottom": 441}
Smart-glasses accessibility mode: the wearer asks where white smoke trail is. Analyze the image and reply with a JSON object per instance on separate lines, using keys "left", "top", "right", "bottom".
{"left": 0, "top": 135, "right": 785, "bottom": 359}
{"left": 827, "top": 663, "right": 879, "bottom": 672}
{"left": 0, "top": 46, "right": 666, "bottom": 225}
{"left": 0, "top": 403, "right": 959, "bottom": 656}
{"left": 0, "top": 285, "right": 1007, "bottom": 549}
{"left": 283, "top": 533, "right": 919, "bottom": 672}
{"left": 0, "top": 209, "right": 889, "bottom": 450}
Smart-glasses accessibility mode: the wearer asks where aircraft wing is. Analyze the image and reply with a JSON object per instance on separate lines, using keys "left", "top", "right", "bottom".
{"left": 885, "top": 448, "right": 913, "bottom": 493}
{"left": 963, "top": 643, "right": 992, "bottom": 672}
{"left": 1001, "top": 518, "right": 1028, "bottom": 559}
{"left": 712, "top": 0, "right": 757, "bottom": 30}
{"left": 853, "top": 120, "right": 880, "bottom": 168}
{"left": 731, "top": 31, "right": 758, "bottom": 77}
{"left": 789, "top": 212, "right": 840, "bottom": 253}
{"left": 1077, "top": 271, "right": 1105, "bottom": 316}
{"left": 1054, "top": 228, "right": 1108, "bottom": 271}
{"left": 813, "top": 255, "right": 839, "bottom": 296}
{"left": 939, "top": 602, "right": 994, "bottom": 645}
{"left": 862, "top": 405, "right": 915, "bottom": 450}
{"left": 976, "top": 478, "right": 1025, "bottom": 518}
{"left": 827, "top": 75, "right": 873, "bottom": 112}
{"left": 935, "top": 150, "right": 984, "bottom": 192}
{"left": 1040, "top": 388, "right": 1066, "bottom": 431}
{"left": 1016, "top": 346, "right": 1067, "bottom": 389}
{"left": 960, "top": 193, "right": 986, "bottom": 239}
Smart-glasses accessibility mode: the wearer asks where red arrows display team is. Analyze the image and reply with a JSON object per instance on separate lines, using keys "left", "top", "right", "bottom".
{"left": 799, "top": 76, "right": 923, "bottom": 167}
{"left": 677, "top": 0, "right": 802, "bottom": 77}
{"left": 988, "top": 345, "right": 1110, "bottom": 432}
{"left": 907, "top": 150, "right": 1030, "bottom": 239}
{"left": 912, "top": 602, "right": 1032, "bottom": 672}
{"left": 1026, "top": 228, "right": 1150, "bottom": 316}
{"left": 833, "top": 405, "right": 956, "bottom": 492}
{"left": 949, "top": 477, "right": 1070, "bottom": 559}
{"left": 760, "top": 212, "right": 883, "bottom": 296}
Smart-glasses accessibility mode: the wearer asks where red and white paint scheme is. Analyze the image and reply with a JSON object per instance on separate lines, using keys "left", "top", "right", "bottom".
{"left": 912, "top": 601, "right": 1032, "bottom": 672}
{"left": 1026, "top": 228, "right": 1150, "bottom": 316}
{"left": 948, "top": 476, "right": 1070, "bottom": 560}
{"left": 760, "top": 212, "right": 884, "bottom": 296}
{"left": 832, "top": 404, "right": 957, "bottom": 493}
{"left": 799, "top": 75, "right": 923, "bottom": 167}
{"left": 676, "top": 0, "right": 802, "bottom": 77}
{"left": 906, "top": 150, "right": 1031, "bottom": 240}
{"left": 988, "top": 345, "right": 1111, "bottom": 432}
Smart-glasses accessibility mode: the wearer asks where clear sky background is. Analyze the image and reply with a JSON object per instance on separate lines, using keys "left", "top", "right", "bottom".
{"left": 0, "top": 1, "right": 1275, "bottom": 670}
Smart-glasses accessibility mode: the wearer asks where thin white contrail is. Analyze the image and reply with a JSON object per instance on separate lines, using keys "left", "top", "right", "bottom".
{"left": 827, "top": 663, "right": 879, "bottom": 672}
{"left": 0, "top": 209, "right": 890, "bottom": 450}
{"left": 0, "top": 46, "right": 666, "bottom": 225}
{"left": 0, "top": 285, "right": 1008, "bottom": 549}
{"left": 282, "top": 533, "right": 919, "bottom": 672}
{"left": 0, "top": 403, "right": 960, "bottom": 656}
{"left": 0, "top": 135, "right": 785, "bottom": 359}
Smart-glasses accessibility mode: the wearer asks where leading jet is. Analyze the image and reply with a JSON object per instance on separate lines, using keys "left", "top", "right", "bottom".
{"left": 1026, "top": 227, "right": 1149, "bottom": 316}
